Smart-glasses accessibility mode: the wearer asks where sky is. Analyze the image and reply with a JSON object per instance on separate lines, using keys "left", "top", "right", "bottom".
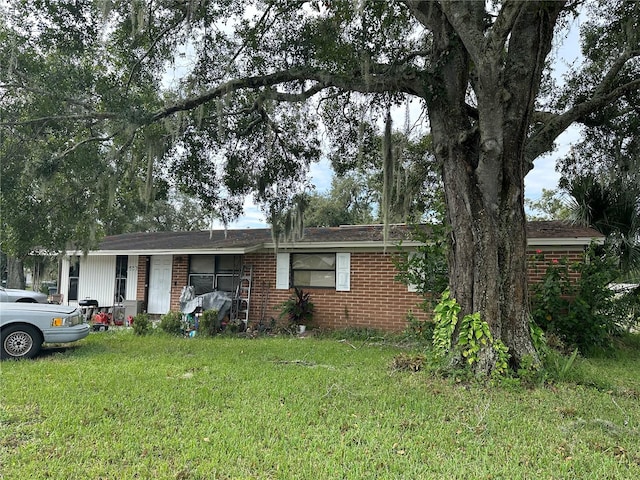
{"left": 211, "top": 12, "right": 584, "bottom": 230}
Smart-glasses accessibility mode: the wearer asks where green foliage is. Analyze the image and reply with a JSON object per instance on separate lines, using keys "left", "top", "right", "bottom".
{"left": 198, "top": 309, "right": 220, "bottom": 337}
{"left": 531, "top": 244, "right": 620, "bottom": 352}
{"left": 610, "top": 285, "right": 640, "bottom": 333}
{"left": 432, "top": 291, "right": 511, "bottom": 377}
{"left": 432, "top": 290, "right": 460, "bottom": 359}
{"left": 561, "top": 175, "right": 640, "bottom": 274}
{"left": 394, "top": 222, "right": 448, "bottom": 308}
{"left": 132, "top": 313, "right": 151, "bottom": 336}
{"left": 158, "top": 311, "right": 184, "bottom": 336}
{"left": 525, "top": 188, "right": 572, "bottom": 221}
{"left": 492, "top": 340, "right": 511, "bottom": 378}
{"left": 323, "top": 327, "right": 387, "bottom": 342}
{"left": 302, "top": 176, "right": 374, "bottom": 227}
{"left": 278, "top": 287, "right": 315, "bottom": 327}
{"left": 529, "top": 321, "right": 547, "bottom": 354}
{"left": 549, "top": 348, "right": 580, "bottom": 382}
{"left": 458, "top": 312, "right": 492, "bottom": 366}
{"left": 403, "top": 312, "right": 435, "bottom": 343}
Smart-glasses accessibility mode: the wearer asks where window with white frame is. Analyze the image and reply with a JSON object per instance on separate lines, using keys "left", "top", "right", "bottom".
{"left": 277, "top": 252, "right": 350, "bottom": 291}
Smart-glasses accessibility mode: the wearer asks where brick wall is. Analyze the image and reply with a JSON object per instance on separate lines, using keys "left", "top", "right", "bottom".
{"left": 136, "top": 256, "right": 147, "bottom": 311}
{"left": 526, "top": 248, "right": 584, "bottom": 285}
{"left": 243, "top": 247, "right": 587, "bottom": 333}
{"left": 244, "top": 251, "right": 429, "bottom": 332}
{"left": 132, "top": 247, "right": 588, "bottom": 331}
{"left": 170, "top": 256, "right": 189, "bottom": 312}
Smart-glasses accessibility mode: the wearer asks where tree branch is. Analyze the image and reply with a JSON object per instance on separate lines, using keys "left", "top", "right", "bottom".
{"left": 55, "top": 134, "right": 116, "bottom": 158}
{"left": 437, "top": 0, "right": 486, "bottom": 62}
{"left": 148, "top": 66, "right": 424, "bottom": 124}
{"left": 485, "top": 1, "right": 525, "bottom": 56}
{"left": 0, "top": 113, "right": 117, "bottom": 127}
{"left": 526, "top": 77, "right": 640, "bottom": 165}
{"left": 125, "top": 14, "right": 187, "bottom": 93}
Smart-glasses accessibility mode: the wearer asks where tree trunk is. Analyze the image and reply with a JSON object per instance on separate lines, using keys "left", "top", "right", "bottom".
{"left": 423, "top": 2, "right": 564, "bottom": 374}
{"left": 7, "top": 256, "right": 26, "bottom": 289}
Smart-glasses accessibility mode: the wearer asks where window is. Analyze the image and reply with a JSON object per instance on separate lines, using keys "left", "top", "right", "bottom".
{"left": 114, "top": 255, "right": 128, "bottom": 302}
{"left": 188, "top": 255, "right": 241, "bottom": 295}
{"left": 68, "top": 257, "right": 80, "bottom": 301}
{"left": 291, "top": 253, "right": 336, "bottom": 288}
{"left": 189, "top": 255, "right": 215, "bottom": 295}
{"left": 276, "top": 253, "right": 350, "bottom": 291}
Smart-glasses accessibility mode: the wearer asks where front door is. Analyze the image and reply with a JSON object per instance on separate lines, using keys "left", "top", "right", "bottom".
{"left": 147, "top": 255, "right": 172, "bottom": 314}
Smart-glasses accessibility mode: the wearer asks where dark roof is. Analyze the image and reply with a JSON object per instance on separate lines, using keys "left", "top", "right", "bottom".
{"left": 96, "top": 224, "right": 420, "bottom": 251}
{"left": 92, "top": 221, "right": 603, "bottom": 253}
{"left": 525, "top": 220, "right": 603, "bottom": 239}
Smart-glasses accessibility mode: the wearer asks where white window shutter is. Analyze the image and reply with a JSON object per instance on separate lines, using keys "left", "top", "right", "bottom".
{"left": 275, "top": 253, "right": 290, "bottom": 290}
{"left": 335, "top": 253, "right": 351, "bottom": 291}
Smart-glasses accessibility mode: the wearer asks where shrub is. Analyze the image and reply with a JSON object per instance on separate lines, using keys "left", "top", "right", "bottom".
{"left": 159, "top": 311, "right": 184, "bottom": 336}
{"left": 610, "top": 285, "right": 640, "bottom": 333}
{"left": 403, "top": 312, "right": 435, "bottom": 344}
{"left": 198, "top": 309, "right": 219, "bottom": 337}
{"left": 392, "top": 222, "right": 448, "bottom": 311}
{"left": 531, "top": 244, "right": 619, "bottom": 353}
{"left": 132, "top": 313, "right": 151, "bottom": 336}
{"left": 278, "top": 287, "right": 314, "bottom": 328}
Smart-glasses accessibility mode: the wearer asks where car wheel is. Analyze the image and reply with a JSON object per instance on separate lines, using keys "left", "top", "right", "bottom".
{"left": 1, "top": 324, "right": 42, "bottom": 360}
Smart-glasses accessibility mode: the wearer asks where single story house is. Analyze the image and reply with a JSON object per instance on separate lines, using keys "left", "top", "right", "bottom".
{"left": 57, "top": 221, "right": 603, "bottom": 331}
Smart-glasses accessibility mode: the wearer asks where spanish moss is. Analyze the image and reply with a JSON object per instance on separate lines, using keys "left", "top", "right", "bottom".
{"left": 381, "top": 108, "right": 393, "bottom": 247}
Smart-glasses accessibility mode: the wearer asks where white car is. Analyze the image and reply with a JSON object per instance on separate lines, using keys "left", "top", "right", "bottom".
{"left": 0, "top": 287, "right": 48, "bottom": 303}
{"left": 0, "top": 303, "right": 89, "bottom": 359}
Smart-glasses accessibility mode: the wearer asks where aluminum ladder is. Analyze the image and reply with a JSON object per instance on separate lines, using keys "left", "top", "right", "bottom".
{"left": 231, "top": 264, "right": 252, "bottom": 328}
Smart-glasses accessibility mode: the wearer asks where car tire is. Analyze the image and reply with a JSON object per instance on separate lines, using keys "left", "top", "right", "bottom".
{"left": 1, "top": 324, "right": 42, "bottom": 360}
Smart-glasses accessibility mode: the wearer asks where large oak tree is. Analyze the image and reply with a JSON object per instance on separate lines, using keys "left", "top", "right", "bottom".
{"left": 2, "top": 0, "right": 639, "bottom": 373}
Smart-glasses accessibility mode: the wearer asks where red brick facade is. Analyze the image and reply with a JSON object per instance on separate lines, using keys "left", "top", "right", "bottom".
{"left": 240, "top": 251, "right": 430, "bottom": 332}
{"left": 132, "top": 246, "right": 588, "bottom": 332}
{"left": 136, "top": 256, "right": 147, "bottom": 309}
{"left": 170, "top": 256, "right": 189, "bottom": 311}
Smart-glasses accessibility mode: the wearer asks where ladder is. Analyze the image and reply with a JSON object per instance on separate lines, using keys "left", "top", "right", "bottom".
{"left": 231, "top": 264, "right": 252, "bottom": 328}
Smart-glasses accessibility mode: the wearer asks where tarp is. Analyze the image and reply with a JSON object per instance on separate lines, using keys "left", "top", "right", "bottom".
{"left": 179, "top": 286, "right": 232, "bottom": 322}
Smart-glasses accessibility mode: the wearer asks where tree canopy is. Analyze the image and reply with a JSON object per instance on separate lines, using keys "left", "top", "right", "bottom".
{"left": 2, "top": 0, "right": 639, "bottom": 373}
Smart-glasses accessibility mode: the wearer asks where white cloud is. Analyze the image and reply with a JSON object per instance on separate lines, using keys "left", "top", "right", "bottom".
{"left": 309, "top": 157, "right": 333, "bottom": 194}
{"left": 525, "top": 122, "right": 582, "bottom": 202}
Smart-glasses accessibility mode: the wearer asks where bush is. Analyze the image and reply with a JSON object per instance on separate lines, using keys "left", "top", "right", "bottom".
{"left": 278, "top": 287, "right": 314, "bottom": 328}
{"left": 403, "top": 312, "right": 435, "bottom": 343}
{"left": 159, "top": 311, "right": 184, "bottom": 336}
{"left": 198, "top": 309, "right": 219, "bottom": 337}
{"left": 531, "top": 244, "right": 619, "bottom": 353}
{"left": 132, "top": 313, "right": 151, "bottom": 336}
{"left": 610, "top": 285, "right": 640, "bottom": 333}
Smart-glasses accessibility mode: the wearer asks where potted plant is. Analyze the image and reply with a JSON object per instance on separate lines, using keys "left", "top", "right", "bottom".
{"left": 278, "top": 287, "right": 314, "bottom": 333}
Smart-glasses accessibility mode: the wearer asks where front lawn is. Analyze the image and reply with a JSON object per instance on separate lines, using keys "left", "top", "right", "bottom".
{"left": 1, "top": 330, "right": 639, "bottom": 479}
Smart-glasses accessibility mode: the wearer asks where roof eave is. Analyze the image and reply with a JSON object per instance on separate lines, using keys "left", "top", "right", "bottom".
{"left": 527, "top": 237, "right": 604, "bottom": 247}
{"left": 67, "top": 246, "right": 261, "bottom": 256}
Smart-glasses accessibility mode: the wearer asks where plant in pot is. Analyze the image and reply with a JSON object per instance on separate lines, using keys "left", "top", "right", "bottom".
{"left": 278, "top": 287, "right": 314, "bottom": 334}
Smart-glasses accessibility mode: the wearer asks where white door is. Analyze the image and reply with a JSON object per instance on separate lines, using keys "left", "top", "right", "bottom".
{"left": 147, "top": 256, "right": 172, "bottom": 314}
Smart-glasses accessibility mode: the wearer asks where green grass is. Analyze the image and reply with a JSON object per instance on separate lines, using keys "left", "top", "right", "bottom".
{"left": 1, "top": 331, "right": 640, "bottom": 479}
